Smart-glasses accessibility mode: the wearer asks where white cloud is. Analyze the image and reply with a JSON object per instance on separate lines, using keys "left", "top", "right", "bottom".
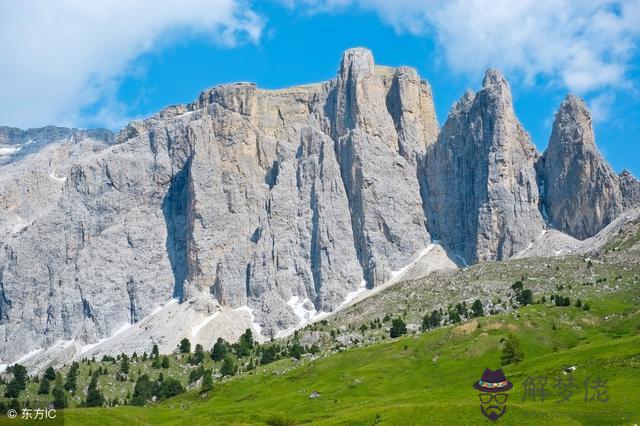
{"left": 293, "top": 0, "right": 640, "bottom": 95}
{"left": 0, "top": 0, "right": 263, "bottom": 129}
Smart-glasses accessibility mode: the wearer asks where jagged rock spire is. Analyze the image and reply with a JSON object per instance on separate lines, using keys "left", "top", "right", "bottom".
{"left": 540, "top": 94, "right": 623, "bottom": 239}
{"left": 425, "top": 68, "right": 544, "bottom": 264}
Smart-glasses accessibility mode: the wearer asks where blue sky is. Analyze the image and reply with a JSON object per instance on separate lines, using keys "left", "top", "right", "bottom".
{"left": 1, "top": 1, "right": 639, "bottom": 174}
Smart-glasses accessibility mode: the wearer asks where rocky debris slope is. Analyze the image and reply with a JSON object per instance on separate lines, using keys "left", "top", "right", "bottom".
{"left": 425, "top": 69, "right": 544, "bottom": 264}
{"left": 1, "top": 48, "right": 638, "bottom": 367}
{"left": 539, "top": 95, "right": 624, "bottom": 240}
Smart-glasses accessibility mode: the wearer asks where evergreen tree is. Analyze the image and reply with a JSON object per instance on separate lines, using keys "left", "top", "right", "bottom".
{"left": 151, "top": 344, "right": 159, "bottom": 358}
{"left": 52, "top": 373, "right": 68, "bottom": 409}
{"left": 44, "top": 366, "right": 56, "bottom": 381}
{"left": 575, "top": 299, "right": 582, "bottom": 308}
{"left": 517, "top": 289, "right": 534, "bottom": 306}
{"left": 211, "top": 338, "right": 227, "bottom": 361}
{"left": 260, "top": 345, "right": 278, "bottom": 365}
{"left": 236, "top": 329, "right": 254, "bottom": 357}
{"left": 119, "top": 356, "right": 130, "bottom": 375}
{"left": 151, "top": 355, "right": 162, "bottom": 369}
{"left": 389, "top": 318, "right": 407, "bottom": 338}
{"left": 501, "top": 334, "right": 525, "bottom": 365}
{"left": 220, "top": 354, "right": 238, "bottom": 377}
{"left": 157, "top": 378, "right": 184, "bottom": 400}
{"left": 38, "top": 375, "right": 50, "bottom": 395}
{"left": 4, "top": 364, "right": 27, "bottom": 398}
{"left": 471, "top": 299, "right": 484, "bottom": 317}
{"left": 189, "top": 344, "right": 205, "bottom": 365}
{"left": 448, "top": 310, "right": 461, "bottom": 324}
{"left": 85, "top": 373, "right": 105, "bottom": 407}
{"left": 131, "top": 374, "right": 152, "bottom": 406}
{"left": 179, "top": 338, "right": 191, "bottom": 353}
{"left": 289, "top": 340, "right": 304, "bottom": 360}
{"left": 161, "top": 356, "right": 170, "bottom": 369}
{"left": 189, "top": 366, "right": 205, "bottom": 384}
{"left": 64, "top": 362, "right": 79, "bottom": 393}
{"left": 201, "top": 369, "right": 213, "bottom": 391}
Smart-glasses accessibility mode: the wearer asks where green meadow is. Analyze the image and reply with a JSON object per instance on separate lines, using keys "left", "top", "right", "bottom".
{"left": 15, "top": 288, "right": 636, "bottom": 426}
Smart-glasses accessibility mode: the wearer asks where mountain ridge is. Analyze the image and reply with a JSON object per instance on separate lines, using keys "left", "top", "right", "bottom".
{"left": 0, "top": 47, "right": 638, "bottom": 368}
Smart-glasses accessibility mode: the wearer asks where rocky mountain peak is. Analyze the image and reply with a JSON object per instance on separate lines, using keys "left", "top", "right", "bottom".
{"left": 619, "top": 169, "right": 640, "bottom": 209}
{"left": 425, "top": 68, "right": 543, "bottom": 264}
{"left": 339, "top": 47, "right": 375, "bottom": 81}
{"left": 540, "top": 94, "right": 623, "bottom": 239}
{"left": 482, "top": 68, "right": 508, "bottom": 89}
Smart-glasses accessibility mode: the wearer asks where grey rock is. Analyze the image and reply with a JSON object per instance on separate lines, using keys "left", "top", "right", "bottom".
{"left": 425, "top": 69, "right": 544, "bottom": 264}
{"left": 0, "top": 49, "right": 633, "bottom": 367}
{"left": 540, "top": 95, "right": 623, "bottom": 239}
{"left": 619, "top": 170, "right": 640, "bottom": 209}
{"left": 0, "top": 48, "right": 438, "bottom": 363}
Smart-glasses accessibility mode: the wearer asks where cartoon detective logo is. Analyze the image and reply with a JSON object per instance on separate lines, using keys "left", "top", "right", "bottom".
{"left": 473, "top": 368, "right": 513, "bottom": 421}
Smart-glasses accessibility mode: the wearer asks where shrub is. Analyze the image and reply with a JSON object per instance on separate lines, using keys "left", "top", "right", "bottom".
{"left": 389, "top": 318, "right": 407, "bottom": 338}
{"left": 501, "top": 334, "right": 524, "bottom": 365}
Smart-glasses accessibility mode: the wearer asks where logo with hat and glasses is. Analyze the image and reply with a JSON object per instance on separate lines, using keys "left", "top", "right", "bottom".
{"left": 473, "top": 368, "right": 513, "bottom": 421}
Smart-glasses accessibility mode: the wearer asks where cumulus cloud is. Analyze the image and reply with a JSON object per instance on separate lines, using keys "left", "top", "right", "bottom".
{"left": 0, "top": 0, "right": 263, "bottom": 129}
{"left": 293, "top": 0, "right": 640, "bottom": 94}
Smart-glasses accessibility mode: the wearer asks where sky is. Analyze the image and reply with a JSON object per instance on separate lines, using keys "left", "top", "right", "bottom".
{"left": 0, "top": 0, "right": 639, "bottom": 174}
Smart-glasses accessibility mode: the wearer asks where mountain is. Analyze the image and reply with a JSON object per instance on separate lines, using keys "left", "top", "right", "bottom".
{"left": 539, "top": 95, "right": 624, "bottom": 239}
{"left": 0, "top": 48, "right": 638, "bottom": 368}
{"left": 425, "top": 70, "right": 544, "bottom": 264}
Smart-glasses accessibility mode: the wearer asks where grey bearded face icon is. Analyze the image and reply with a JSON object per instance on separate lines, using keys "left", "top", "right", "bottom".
{"left": 473, "top": 368, "right": 513, "bottom": 421}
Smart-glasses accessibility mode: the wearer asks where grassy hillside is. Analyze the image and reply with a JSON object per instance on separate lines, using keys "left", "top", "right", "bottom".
{"left": 4, "top": 284, "right": 635, "bottom": 426}
{"left": 2, "top": 242, "right": 639, "bottom": 425}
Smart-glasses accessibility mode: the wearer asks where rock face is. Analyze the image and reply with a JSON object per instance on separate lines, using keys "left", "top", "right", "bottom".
{"left": 619, "top": 170, "right": 640, "bottom": 209}
{"left": 425, "top": 69, "right": 544, "bottom": 264}
{"left": 0, "top": 49, "right": 635, "bottom": 365}
{"left": 539, "top": 95, "right": 623, "bottom": 240}
{"left": 0, "top": 48, "right": 442, "bottom": 363}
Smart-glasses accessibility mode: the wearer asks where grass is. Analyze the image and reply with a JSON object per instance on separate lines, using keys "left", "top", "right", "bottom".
{"left": 2, "top": 249, "right": 638, "bottom": 425}
{"left": 10, "top": 288, "right": 636, "bottom": 426}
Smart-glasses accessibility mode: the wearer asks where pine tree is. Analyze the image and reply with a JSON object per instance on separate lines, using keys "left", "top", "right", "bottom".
{"left": 501, "top": 334, "right": 525, "bottom": 365}
{"left": 211, "top": 338, "right": 227, "bottom": 361}
{"left": 85, "top": 373, "right": 105, "bottom": 407}
{"left": 220, "top": 354, "right": 238, "bottom": 377}
{"left": 44, "top": 366, "right": 56, "bottom": 381}
{"left": 131, "top": 374, "right": 152, "bottom": 406}
{"left": 471, "top": 299, "right": 484, "bottom": 317}
{"left": 189, "top": 344, "right": 205, "bottom": 365}
{"left": 151, "top": 344, "right": 159, "bottom": 358}
{"left": 38, "top": 375, "right": 50, "bottom": 395}
{"left": 389, "top": 318, "right": 407, "bottom": 338}
{"left": 151, "top": 355, "right": 162, "bottom": 369}
{"left": 4, "top": 363, "right": 27, "bottom": 398}
{"left": 52, "top": 373, "right": 68, "bottom": 409}
{"left": 119, "top": 356, "right": 130, "bottom": 375}
{"left": 64, "top": 362, "right": 79, "bottom": 393}
{"left": 179, "top": 338, "right": 191, "bottom": 353}
{"left": 161, "top": 356, "right": 170, "bottom": 369}
{"left": 201, "top": 369, "right": 213, "bottom": 391}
